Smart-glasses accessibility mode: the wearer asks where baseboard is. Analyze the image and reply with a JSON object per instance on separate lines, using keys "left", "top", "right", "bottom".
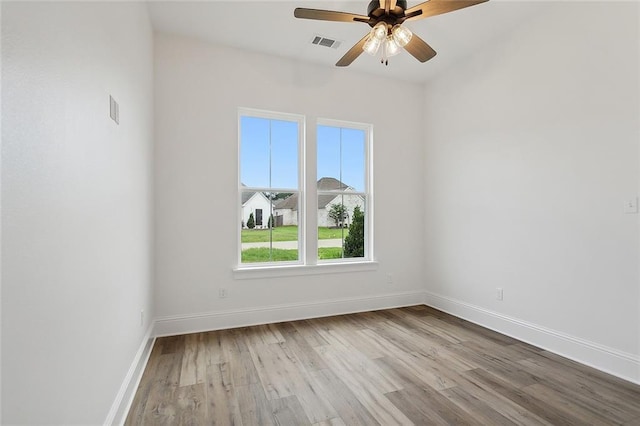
{"left": 155, "top": 290, "right": 424, "bottom": 337}
{"left": 104, "top": 324, "right": 156, "bottom": 426}
{"left": 423, "top": 291, "right": 640, "bottom": 385}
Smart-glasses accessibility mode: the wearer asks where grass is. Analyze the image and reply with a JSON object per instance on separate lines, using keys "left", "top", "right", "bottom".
{"left": 318, "top": 247, "right": 343, "bottom": 259}
{"left": 241, "top": 226, "right": 298, "bottom": 243}
{"left": 241, "top": 248, "right": 299, "bottom": 263}
{"left": 241, "top": 226, "right": 348, "bottom": 243}
{"left": 241, "top": 247, "right": 345, "bottom": 263}
{"left": 318, "top": 227, "right": 350, "bottom": 240}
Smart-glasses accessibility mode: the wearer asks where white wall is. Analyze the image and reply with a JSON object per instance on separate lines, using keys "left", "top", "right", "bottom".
{"left": 154, "top": 33, "right": 425, "bottom": 330}
{"left": 1, "top": 2, "right": 154, "bottom": 424}
{"left": 423, "top": 1, "right": 640, "bottom": 382}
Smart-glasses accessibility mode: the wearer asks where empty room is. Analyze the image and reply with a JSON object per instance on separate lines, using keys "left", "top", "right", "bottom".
{"left": 2, "top": 0, "right": 640, "bottom": 424}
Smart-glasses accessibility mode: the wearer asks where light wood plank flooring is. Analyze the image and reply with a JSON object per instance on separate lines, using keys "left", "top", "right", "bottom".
{"left": 125, "top": 306, "right": 640, "bottom": 425}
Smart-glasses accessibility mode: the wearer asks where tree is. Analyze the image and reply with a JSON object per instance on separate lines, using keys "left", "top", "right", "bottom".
{"left": 328, "top": 203, "right": 347, "bottom": 228}
{"left": 343, "top": 206, "right": 364, "bottom": 258}
{"left": 267, "top": 214, "right": 274, "bottom": 229}
{"left": 247, "top": 212, "right": 255, "bottom": 229}
{"left": 263, "top": 192, "right": 292, "bottom": 201}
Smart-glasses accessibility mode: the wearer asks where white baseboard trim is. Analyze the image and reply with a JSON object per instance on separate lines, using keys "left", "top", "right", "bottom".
{"left": 423, "top": 291, "right": 640, "bottom": 385}
{"left": 104, "top": 324, "right": 156, "bottom": 426}
{"left": 155, "top": 290, "right": 425, "bottom": 337}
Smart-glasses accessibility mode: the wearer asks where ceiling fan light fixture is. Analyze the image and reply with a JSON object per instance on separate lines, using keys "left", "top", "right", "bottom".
{"left": 392, "top": 25, "right": 412, "bottom": 47}
{"left": 363, "top": 22, "right": 387, "bottom": 55}
{"left": 363, "top": 35, "right": 382, "bottom": 55}
{"left": 372, "top": 22, "right": 388, "bottom": 40}
{"left": 384, "top": 36, "right": 401, "bottom": 57}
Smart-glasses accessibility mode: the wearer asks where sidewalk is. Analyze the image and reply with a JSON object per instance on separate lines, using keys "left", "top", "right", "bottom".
{"left": 242, "top": 238, "right": 343, "bottom": 250}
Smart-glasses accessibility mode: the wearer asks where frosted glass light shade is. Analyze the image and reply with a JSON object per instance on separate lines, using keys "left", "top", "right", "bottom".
{"left": 372, "top": 22, "right": 387, "bottom": 40}
{"left": 385, "top": 36, "right": 400, "bottom": 57}
{"left": 392, "top": 25, "right": 413, "bottom": 47}
{"left": 363, "top": 36, "right": 382, "bottom": 55}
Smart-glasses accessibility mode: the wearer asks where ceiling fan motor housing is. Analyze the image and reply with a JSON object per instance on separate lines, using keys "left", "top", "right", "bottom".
{"left": 367, "top": 0, "right": 407, "bottom": 17}
{"left": 367, "top": 0, "right": 408, "bottom": 28}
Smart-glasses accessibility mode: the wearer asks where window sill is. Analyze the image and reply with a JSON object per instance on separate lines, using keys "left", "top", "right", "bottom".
{"left": 233, "top": 260, "right": 378, "bottom": 280}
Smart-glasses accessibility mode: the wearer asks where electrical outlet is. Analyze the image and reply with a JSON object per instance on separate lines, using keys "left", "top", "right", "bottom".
{"left": 496, "top": 288, "right": 503, "bottom": 301}
{"left": 140, "top": 310, "right": 144, "bottom": 326}
{"left": 386, "top": 273, "right": 393, "bottom": 284}
{"left": 219, "top": 288, "right": 228, "bottom": 298}
{"left": 624, "top": 198, "right": 638, "bottom": 214}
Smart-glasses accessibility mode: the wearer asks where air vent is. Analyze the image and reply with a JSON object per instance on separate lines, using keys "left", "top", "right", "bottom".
{"left": 311, "top": 35, "right": 342, "bottom": 50}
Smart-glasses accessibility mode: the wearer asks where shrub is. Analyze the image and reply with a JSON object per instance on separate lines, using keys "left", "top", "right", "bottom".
{"left": 343, "top": 206, "right": 364, "bottom": 257}
{"left": 247, "top": 212, "right": 255, "bottom": 229}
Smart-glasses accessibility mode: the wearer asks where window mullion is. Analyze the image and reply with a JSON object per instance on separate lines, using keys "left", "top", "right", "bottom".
{"left": 305, "top": 116, "right": 317, "bottom": 266}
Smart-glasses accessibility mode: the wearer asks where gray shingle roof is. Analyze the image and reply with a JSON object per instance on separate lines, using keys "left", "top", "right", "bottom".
{"left": 317, "top": 177, "right": 349, "bottom": 191}
{"left": 274, "top": 194, "right": 298, "bottom": 210}
{"left": 273, "top": 178, "right": 353, "bottom": 211}
{"left": 241, "top": 191, "right": 255, "bottom": 205}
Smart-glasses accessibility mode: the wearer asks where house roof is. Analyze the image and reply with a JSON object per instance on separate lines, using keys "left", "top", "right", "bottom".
{"left": 241, "top": 188, "right": 270, "bottom": 206}
{"left": 317, "top": 177, "right": 349, "bottom": 191}
{"left": 274, "top": 194, "right": 298, "bottom": 210}
{"left": 241, "top": 191, "right": 255, "bottom": 205}
{"left": 274, "top": 177, "right": 355, "bottom": 211}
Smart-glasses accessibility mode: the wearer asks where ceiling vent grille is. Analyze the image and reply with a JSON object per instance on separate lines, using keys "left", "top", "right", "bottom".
{"left": 311, "top": 35, "right": 342, "bottom": 49}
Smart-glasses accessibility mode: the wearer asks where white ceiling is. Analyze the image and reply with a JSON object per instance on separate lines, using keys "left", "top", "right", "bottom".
{"left": 148, "top": 1, "right": 546, "bottom": 84}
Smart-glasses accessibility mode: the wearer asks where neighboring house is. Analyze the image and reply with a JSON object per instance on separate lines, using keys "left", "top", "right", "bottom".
{"left": 274, "top": 177, "right": 364, "bottom": 227}
{"left": 241, "top": 191, "right": 272, "bottom": 229}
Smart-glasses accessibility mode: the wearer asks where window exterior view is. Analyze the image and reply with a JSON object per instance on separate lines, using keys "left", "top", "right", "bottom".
{"left": 239, "top": 110, "right": 302, "bottom": 264}
{"left": 239, "top": 110, "right": 371, "bottom": 265}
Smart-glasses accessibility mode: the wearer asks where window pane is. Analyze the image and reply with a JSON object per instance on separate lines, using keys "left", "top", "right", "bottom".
{"left": 318, "top": 194, "right": 366, "bottom": 260}
{"left": 241, "top": 116, "right": 298, "bottom": 190}
{"left": 317, "top": 122, "right": 368, "bottom": 261}
{"left": 317, "top": 126, "right": 365, "bottom": 192}
{"left": 341, "top": 128, "right": 366, "bottom": 193}
{"left": 271, "top": 119, "right": 299, "bottom": 189}
{"left": 317, "top": 125, "right": 342, "bottom": 190}
{"left": 240, "top": 116, "right": 270, "bottom": 188}
{"left": 241, "top": 191, "right": 299, "bottom": 263}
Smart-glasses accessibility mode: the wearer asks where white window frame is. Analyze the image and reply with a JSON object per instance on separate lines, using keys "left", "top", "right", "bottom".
{"left": 315, "top": 118, "right": 374, "bottom": 264}
{"left": 236, "top": 108, "right": 306, "bottom": 268}
{"left": 234, "top": 110, "right": 376, "bottom": 278}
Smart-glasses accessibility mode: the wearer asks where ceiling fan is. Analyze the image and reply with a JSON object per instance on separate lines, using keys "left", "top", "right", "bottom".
{"left": 294, "top": 0, "right": 488, "bottom": 66}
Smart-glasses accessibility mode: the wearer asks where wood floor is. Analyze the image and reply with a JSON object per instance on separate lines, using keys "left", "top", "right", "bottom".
{"left": 125, "top": 306, "right": 640, "bottom": 425}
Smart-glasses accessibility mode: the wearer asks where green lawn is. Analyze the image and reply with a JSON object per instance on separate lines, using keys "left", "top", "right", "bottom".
{"left": 241, "top": 226, "right": 348, "bottom": 243}
{"left": 318, "top": 247, "right": 343, "bottom": 259}
{"left": 241, "top": 247, "right": 344, "bottom": 263}
{"left": 241, "top": 248, "right": 299, "bottom": 263}
{"left": 318, "top": 227, "right": 349, "bottom": 240}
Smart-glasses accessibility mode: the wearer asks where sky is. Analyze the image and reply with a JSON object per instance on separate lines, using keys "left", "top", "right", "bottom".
{"left": 240, "top": 116, "right": 366, "bottom": 192}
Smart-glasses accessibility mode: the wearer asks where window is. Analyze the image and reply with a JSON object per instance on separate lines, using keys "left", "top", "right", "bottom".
{"left": 317, "top": 121, "right": 370, "bottom": 261}
{"left": 239, "top": 109, "right": 303, "bottom": 264}
{"left": 238, "top": 109, "right": 372, "bottom": 269}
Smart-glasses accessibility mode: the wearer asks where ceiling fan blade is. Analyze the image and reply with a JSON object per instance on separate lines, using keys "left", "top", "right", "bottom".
{"left": 294, "top": 8, "right": 370, "bottom": 23}
{"left": 336, "top": 34, "right": 369, "bottom": 67}
{"left": 404, "top": 0, "right": 488, "bottom": 21}
{"left": 403, "top": 34, "right": 437, "bottom": 62}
